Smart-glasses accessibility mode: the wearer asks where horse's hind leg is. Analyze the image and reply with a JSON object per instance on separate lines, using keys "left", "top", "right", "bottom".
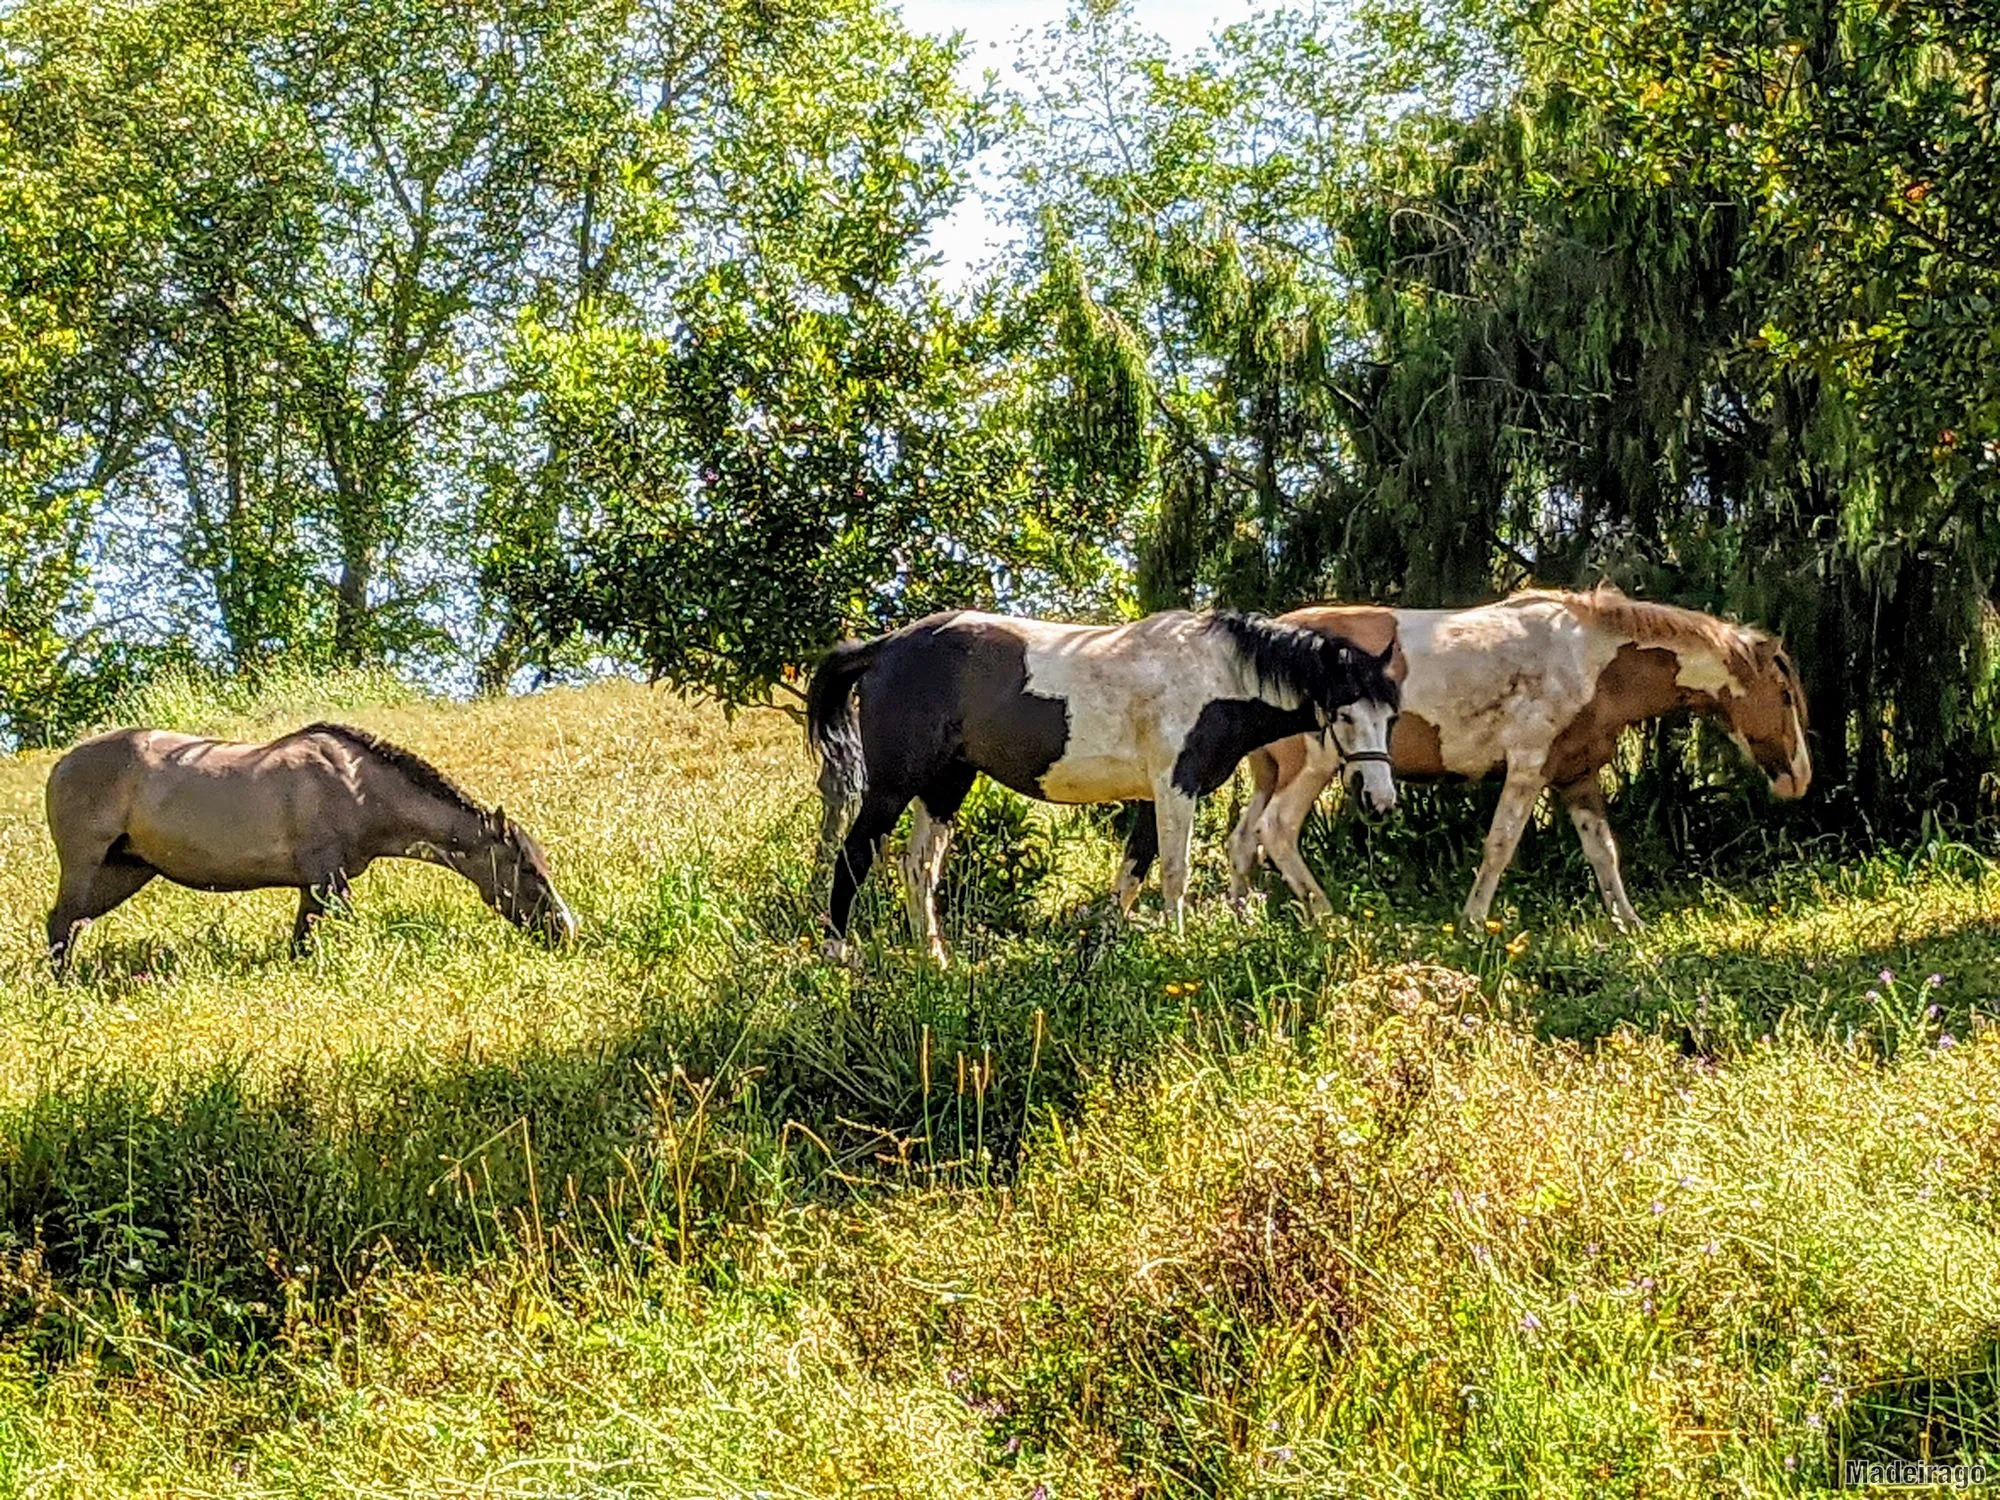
{"left": 825, "top": 790, "right": 909, "bottom": 962}
{"left": 901, "top": 764, "right": 975, "bottom": 968}
{"left": 47, "top": 855, "right": 157, "bottom": 975}
{"left": 1115, "top": 802, "right": 1157, "bottom": 917}
{"left": 1558, "top": 776, "right": 1643, "bottom": 932}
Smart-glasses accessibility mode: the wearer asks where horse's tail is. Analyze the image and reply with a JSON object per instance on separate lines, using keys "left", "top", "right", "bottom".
{"left": 805, "top": 636, "right": 883, "bottom": 847}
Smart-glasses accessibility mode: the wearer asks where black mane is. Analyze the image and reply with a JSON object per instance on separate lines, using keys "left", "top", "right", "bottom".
{"left": 293, "top": 722, "right": 489, "bottom": 817}
{"left": 1205, "top": 610, "right": 1399, "bottom": 714}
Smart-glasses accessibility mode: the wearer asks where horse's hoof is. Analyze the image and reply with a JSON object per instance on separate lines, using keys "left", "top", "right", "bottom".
{"left": 924, "top": 941, "right": 950, "bottom": 970}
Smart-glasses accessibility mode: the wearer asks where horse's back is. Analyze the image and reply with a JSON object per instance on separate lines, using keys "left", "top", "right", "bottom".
{"left": 47, "top": 728, "right": 351, "bottom": 887}
{"left": 855, "top": 609, "right": 1211, "bottom": 802}
{"left": 1392, "top": 597, "right": 1629, "bottom": 776}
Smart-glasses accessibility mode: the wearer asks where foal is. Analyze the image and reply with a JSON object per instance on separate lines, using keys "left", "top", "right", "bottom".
{"left": 807, "top": 608, "right": 1401, "bottom": 964}
{"left": 45, "top": 721, "right": 577, "bottom": 970}
{"left": 1227, "top": 588, "right": 1810, "bottom": 929}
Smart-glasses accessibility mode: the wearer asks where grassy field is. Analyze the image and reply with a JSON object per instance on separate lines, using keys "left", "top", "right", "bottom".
{"left": 0, "top": 674, "right": 1996, "bottom": 1497}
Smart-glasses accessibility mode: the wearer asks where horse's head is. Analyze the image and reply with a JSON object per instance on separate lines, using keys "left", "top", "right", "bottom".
{"left": 476, "top": 808, "right": 579, "bottom": 945}
{"left": 1722, "top": 635, "right": 1812, "bottom": 800}
{"left": 1321, "top": 640, "right": 1402, "bottom": 820}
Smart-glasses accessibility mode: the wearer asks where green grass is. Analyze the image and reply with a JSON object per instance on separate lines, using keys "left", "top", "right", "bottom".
{"left": 0, "top": 674, "right": 1995, "bottom": 1495}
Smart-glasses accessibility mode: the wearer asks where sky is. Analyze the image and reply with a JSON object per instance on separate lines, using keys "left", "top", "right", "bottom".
{"left": 894, "top": 0, "right": 1260, "bottom": 284}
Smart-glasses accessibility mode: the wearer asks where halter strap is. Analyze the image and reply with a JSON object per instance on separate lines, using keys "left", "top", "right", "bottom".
{"left": 1337, "top": 748, "right": 1394, "bottom": 766}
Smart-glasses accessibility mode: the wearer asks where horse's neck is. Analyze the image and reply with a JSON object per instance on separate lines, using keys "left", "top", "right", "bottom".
{"left": 1606, "top": 635, "right": 1736, "bottom": 728}
{"left": 365, "top": 761, "right": 488, "bottom": 864}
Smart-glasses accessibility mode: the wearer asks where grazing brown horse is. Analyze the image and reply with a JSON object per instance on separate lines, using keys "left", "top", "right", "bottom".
{"left": 44, "top": 721, "right": 577, "bottom": 971}
{"left": 1227, "top": 588, "right": 1811, "bottom": 929}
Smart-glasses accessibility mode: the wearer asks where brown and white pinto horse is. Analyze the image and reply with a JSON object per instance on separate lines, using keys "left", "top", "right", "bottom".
{"left": 1226, "top": 588, "right": 1811, "bottom": 929}
{"left": 807, "top": 608, "right": 1401, "bottom": 964}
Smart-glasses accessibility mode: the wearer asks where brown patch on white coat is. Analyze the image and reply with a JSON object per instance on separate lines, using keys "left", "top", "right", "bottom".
{"left": 1228, "top": 586, "right": 1811, "bottom": 930}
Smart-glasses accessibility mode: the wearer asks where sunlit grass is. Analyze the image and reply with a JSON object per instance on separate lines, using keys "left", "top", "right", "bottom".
{"left": 0, "top": 672, "right": 1995, "bottom": 1496}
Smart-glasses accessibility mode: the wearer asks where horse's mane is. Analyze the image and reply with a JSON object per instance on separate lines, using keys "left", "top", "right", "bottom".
{"left": 292, "top": 722, "right": 489, "bottom": 817}
{"left": 1206, "top": 610, "right": 1399, "bottom": 711}
{"left": 1546, "top": 585, "right": 1768, "bottom": 682}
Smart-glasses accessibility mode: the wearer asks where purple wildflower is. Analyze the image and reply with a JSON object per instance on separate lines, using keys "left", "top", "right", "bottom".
{"left": 1880, "top": 968, "right": 1895, "bottom": 985}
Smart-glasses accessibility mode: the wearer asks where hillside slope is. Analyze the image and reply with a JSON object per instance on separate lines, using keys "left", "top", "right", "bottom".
{"left": 0, "top": 678, "right": 1995, "bottom": 1496}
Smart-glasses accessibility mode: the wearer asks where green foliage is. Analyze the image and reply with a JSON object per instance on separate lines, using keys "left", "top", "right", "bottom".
{"left": 937, "top": 782, "right": 1059, "bottom": 932}
{"left": 484, "top": 0, "right": 1128, "bottom": 704}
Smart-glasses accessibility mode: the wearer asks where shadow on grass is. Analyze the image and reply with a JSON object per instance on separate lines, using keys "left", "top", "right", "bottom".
{"left": 1511, "top": 878, "right": 2000, "bottom": 1053}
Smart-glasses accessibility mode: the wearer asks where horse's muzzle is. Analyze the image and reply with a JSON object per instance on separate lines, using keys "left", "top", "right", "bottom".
{"left": 536, "top": 897, "right": 580, "bottom": 946}
{"left": 1347, "top": 766, "right": 1399, "bottom": 821}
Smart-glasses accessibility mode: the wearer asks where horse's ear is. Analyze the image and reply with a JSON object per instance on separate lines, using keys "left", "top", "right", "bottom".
{"left": 491, "top": 805, "right": 511, "bottom": 838}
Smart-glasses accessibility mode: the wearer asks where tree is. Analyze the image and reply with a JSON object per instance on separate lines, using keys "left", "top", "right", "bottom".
{"left": 0, "top": 0, "right": 645, "bottom": 670}
{"left": 487, "top": 0, "right": 1128, "bottom": 705}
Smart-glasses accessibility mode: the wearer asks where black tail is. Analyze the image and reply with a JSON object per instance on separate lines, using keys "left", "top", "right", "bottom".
{"left": 805, "top": 636, "right": 885, "bottom": 841}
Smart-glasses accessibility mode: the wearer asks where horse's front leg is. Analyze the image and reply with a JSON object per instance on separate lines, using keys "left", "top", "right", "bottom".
{"left": 1115, "top": 801, "right": 1157, "bottom": 917}
{"left": 291, "top": 866, "right": 353, "bottom": 956}
{"left": 1462, "top": 761, "right": 1546, "bottom": 929}
{"left": 1224, "top": 754, "right": 1276, "bottom": 908}
{"left": 1150, "top": 782, "right": 1199, "bottom": 935}
{"left": 1558, "top": 775, "right": 1644, "bottom": 931}
{"left": 1255, "top": 739, "right": 1342, "bottom": 920}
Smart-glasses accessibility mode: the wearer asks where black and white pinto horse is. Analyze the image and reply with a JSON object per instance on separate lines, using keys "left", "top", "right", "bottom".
{"left": 805, "top": 608, "right": 1402, "bottom": 964}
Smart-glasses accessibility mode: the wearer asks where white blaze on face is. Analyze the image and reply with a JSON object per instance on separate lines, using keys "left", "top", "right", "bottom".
{"left": 1786, "top": 698, "right": 1812, "bottom": 790}
{"left": 1327, "top": 700, "right": 1398, "bottom": 815}
{"left": 548, "top": 888, "right": 579, "bottom": 942}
